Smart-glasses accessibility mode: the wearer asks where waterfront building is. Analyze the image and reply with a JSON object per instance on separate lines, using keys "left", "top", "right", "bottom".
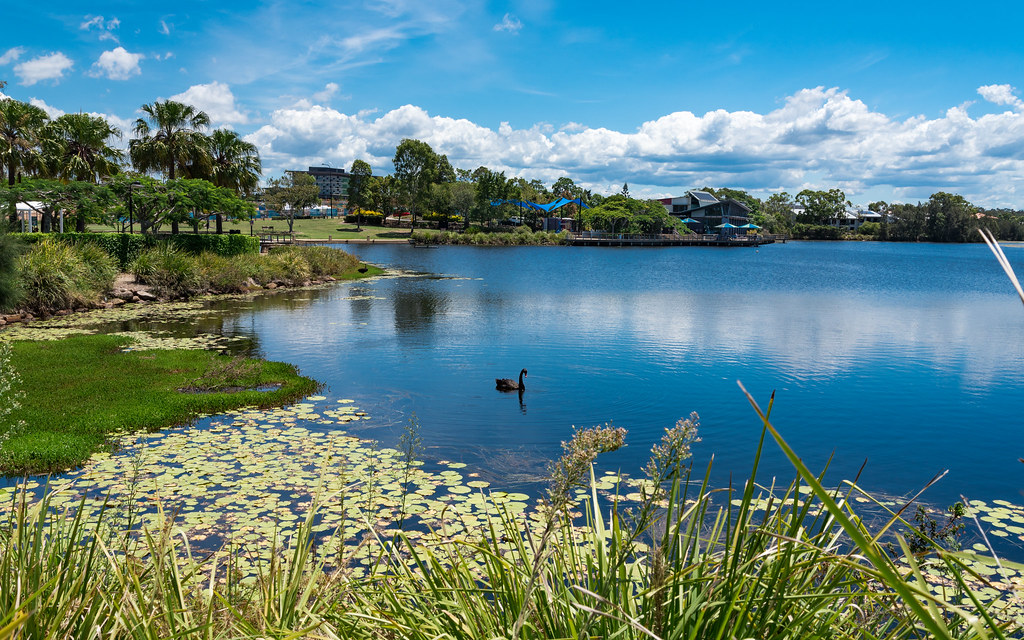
{"left": 658, "top": 191, "right": 751, "bottom": 233}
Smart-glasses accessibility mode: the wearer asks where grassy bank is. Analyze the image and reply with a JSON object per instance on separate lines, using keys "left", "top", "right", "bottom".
{"left": 1, "top": 237, "right": 378, "bottom": 314}
{"left": 0, "top": 333, "right": 317, "bottom": 474}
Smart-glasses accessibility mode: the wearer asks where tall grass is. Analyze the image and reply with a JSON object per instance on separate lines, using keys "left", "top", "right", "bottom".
{"left": 130, "top": 243, "right": 365, "bottom": 298}
{"left": 16, "top": 237, "right": 117, "bottom": 313}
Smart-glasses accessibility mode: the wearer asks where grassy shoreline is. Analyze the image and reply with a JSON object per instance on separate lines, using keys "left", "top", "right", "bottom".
{"left": 1, "top": 334, "right": 318, "bottom": 475}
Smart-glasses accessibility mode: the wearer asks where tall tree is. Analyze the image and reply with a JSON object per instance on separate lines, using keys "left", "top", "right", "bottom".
{"left": 129, "top": 100, "right": 212, "bottom": 233}
{"left": 206, "top": 129, "right": 261, "bottom": 234}
{"left": 348, "top": 159, "right": 372, "bottom": 230}
{"left": 795, "top": 188, "right": 848, "bottom": 225}
{"left": 0, "top": 98, "right": 49, "bottom": 227}
{"left": 393, "top": 138, "right": 443, "bottom": 231}
{"left": 263, "top": 172, "right": 319, "bottom": 234}
{"left": 0, "top": 98, "right": 49, "bottom": 187}
{"left": 41, "top": 113, "right": 123, "bottom": 183}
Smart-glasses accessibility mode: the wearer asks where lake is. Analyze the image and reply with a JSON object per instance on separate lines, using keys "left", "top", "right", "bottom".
{"left": 180, "top": 239, "right": 1023, "bottom": 512}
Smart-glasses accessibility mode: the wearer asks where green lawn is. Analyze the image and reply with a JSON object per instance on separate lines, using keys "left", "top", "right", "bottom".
{"left": 2, "top": 334, "right": 318, "bottom": 475}
{"left": 89, "top": 217, "right": 412, "bottom": 241}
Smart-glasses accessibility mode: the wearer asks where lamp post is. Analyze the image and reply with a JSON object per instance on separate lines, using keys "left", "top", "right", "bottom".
{"left": 127, "top": 181, "right": 142, "bottom": 234}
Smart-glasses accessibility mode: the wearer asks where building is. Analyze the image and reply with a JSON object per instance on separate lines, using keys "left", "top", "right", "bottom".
{"left": 658, "top": 191, "right": 751, "bottom": 233}
{"left": 304, "top": 166, "right": 352, "bottom": 200}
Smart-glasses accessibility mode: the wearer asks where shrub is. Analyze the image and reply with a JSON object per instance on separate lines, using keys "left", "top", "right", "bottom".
{"left": 130, "top": 244, "right": 208, "bottom": 299}
{"left": 0, "top": 231, "right": 25, "bottom": 312}
{"left": 791, "top": 223, "right": 844, "bottom": 240}
{"left": 16, "top": 237, "right": 114, "bottom": 312}
{"left": 15, "top": 232, "right": 259, "bottom": 269}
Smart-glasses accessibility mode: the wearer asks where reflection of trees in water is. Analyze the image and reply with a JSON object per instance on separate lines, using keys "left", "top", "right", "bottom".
{"left": 392, "top": 284, "right": 448, "bottom": 333}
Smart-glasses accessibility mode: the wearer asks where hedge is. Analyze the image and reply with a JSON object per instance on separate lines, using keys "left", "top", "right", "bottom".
{"left": 14, "top": 232, "right": 259, "bottom": 269}
{"left": 344, "top": 214, "right": 385, "bottom": 226}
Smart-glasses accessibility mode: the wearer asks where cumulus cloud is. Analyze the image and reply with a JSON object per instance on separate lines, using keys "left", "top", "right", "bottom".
{"left": 247, "top": 85, "right": 1024, "bottom": 208}
{"left": 0, "top": 47, "right": 24, "bottom": 66}
{"left": 170, "top": 81, "right": 248, "bottom": 125}
{"left": 493, "top": 13, "right": 523, "bottom": 34}
{"left": 15, "top": 52, "right": 73, "bottom": 85}
{"left": 89, "top": 47, "right": 143, "bottom": 80}
{"left": 978, "top": 84, "right": 1023, "bottom": 111}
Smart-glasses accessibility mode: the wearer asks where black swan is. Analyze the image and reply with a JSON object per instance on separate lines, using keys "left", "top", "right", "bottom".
{"left": 496, "top": 368, "right": 527, "bottom": 391}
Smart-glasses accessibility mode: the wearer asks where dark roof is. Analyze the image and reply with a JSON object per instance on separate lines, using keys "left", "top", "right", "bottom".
{"left": 688, "top": 190, "right": 718, "bottom": 205}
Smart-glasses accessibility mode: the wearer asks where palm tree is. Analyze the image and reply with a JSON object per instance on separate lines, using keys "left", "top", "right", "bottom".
{"left": 0, "top": 98, "right": 49, "bottom": 186}
{"left": 40, "top": 113, "right": 124, "bottom": 231}
{"left": 42, "top": 113, "right": 123, "bottom": 182}
{"left": 129, "top": 100, "right": 211, "bottom": 233}
{"left": 207, "top": 129, "right": 260, "bottom": 234}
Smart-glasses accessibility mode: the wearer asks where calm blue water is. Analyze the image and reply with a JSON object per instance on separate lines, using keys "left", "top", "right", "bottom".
{"left": 206, "top": 240, "right": 1024, "bottom": 510}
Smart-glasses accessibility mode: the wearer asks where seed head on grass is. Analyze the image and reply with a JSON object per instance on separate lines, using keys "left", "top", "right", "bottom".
{"left": 547, "top": 423, "right": 627, "bottom": 507}
{"left": 645, "top": 411, "right": 701, "bottom": 485}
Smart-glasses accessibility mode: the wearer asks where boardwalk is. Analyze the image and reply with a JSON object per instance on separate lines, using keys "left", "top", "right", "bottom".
{"left": 567, "top": 232, "right": 782, "bottom": 247}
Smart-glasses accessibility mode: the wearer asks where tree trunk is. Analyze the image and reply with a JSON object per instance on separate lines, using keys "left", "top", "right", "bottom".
{"left": 216, "top": 213, "right": 223, "bottom": 234}
{"left": 41, "top": 209, "right": 52, "bottom": 233}
{"left": 171, "top": 220, "right": 179, "bottom": 234}
{"left": 76, "top": 213, "right": 86, "bottom": 233}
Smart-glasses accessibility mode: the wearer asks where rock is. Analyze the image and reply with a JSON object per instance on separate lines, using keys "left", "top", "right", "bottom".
{"left": 136, "top": 290, "right": 158, "bottom": 301}
{"left": 245, "top": 277, "right": 258, "bottom": 288}
{"left": 324, "top": 276, "right": 335, "bottom": 282}
{"left": 74, "top": 307, "right": 87, "bottom": 313}
{"left": 265, "top": 282, "right": 278, "bottom": 289}
{"left": 131, "top": 295, "right": 141, "bottom": 302}
{"left": 110, "top": 298, "right": 125, "bottom": 306}
{"left": 56, "top": 310, "right": 70, "bottom": 316}
{"left": 301, "top": 280, "right": 312, "bottom": 287}
{"left": 3, "top": 314, "right": 21, "bottom": 323}
{"left": 0, "top": 318, "right": 6, "bottom": 326}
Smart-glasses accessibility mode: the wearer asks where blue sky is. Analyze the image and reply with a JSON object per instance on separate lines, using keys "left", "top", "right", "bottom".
{"left": 3, "top": 0, "right": 1024, "bottom": 207}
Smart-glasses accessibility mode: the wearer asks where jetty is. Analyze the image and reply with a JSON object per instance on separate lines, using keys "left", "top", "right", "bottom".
{"left": 566, "top": 232, "right": 784, "bottom": 247}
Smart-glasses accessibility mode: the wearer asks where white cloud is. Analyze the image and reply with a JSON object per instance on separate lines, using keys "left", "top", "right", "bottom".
{"left": 29, "top": 98, "right": 64, "bottom": 119}
{"left": 14, "top": 52, "right": 74, "bottom": 85}
{"left": 89, "top": 47, "right": 143, "bottom": 80}
{"left": 313, "top": 82, "right": 340, "bottom": 103}
{"left": 978, "top": 84, "right": 1023, "bottom": 111}
{"left": 493, "top": 13, "right": 523, "bottom": 34}
{"left": 80, "top": 15, "right": 120, "bottom": 42}
{"left": 159, "top": 19, "right": 171, "bottom": 35}
{"left": 0, "top": 47, "right": 25, "bottom": 66}
{"left": 170, "top": 81, "right": 248, "bottom": 125}
{"left": 246, "top": 85, "right": 1024, "bottom": 208}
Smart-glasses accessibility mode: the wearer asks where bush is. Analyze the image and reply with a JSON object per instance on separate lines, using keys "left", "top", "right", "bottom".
{"left": 17, "top": 237, "right": 115, "bottom": 312}
{"left": 791, "top": 223, "right": 844, "bottom": 240}
{"left": 344, "top": 213, "right": 385, "bottom": 226}
{"left": 15, "top": 232, "right": 259, "bottom": 269}
{"left": 0, "top": 231, "right": 26, "bottom": 312}
{"left": 130, "top": 244, "right": 208, "bottom": 299}
{"left": 858, "top": 221, "right": 881, "bottom": 236}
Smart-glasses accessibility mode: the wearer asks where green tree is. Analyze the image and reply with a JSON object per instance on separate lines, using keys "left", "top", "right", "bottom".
{"left": 0, "top": 98, "right": 49, "bottom": 227}
{"left": 348, "top": 159, "right": 372, "bottom": 230}
{"left": 41, "top": 113, "right": 123, "bottom": 183}
{"left": 264, "top": 172, "right": 319, "bottom": 233}
{"left": 39, "top": 113, "right": 124, "bottom": 230}
{"left": 795, "top": 188, "right": 848, "bottom": 225}
{"left": 0, "top": 98, "right": 49, "bottom": 187}
{"left": 393, "top": 138, "right": 444, "bottom": 231}
{"left": 925, "top": 192, "right": 977, "bottom": 242}
{"left": 206, "top": 129, "right": 261, "bottom": 234}
{"left": 1, "top": 179, "right": 114, "bottom": 234}
{"left": 129, "top": 100, "right": 212, "bottom": 234}
{"left": 759, "top": 192, "right": 795, "bottom": 234}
